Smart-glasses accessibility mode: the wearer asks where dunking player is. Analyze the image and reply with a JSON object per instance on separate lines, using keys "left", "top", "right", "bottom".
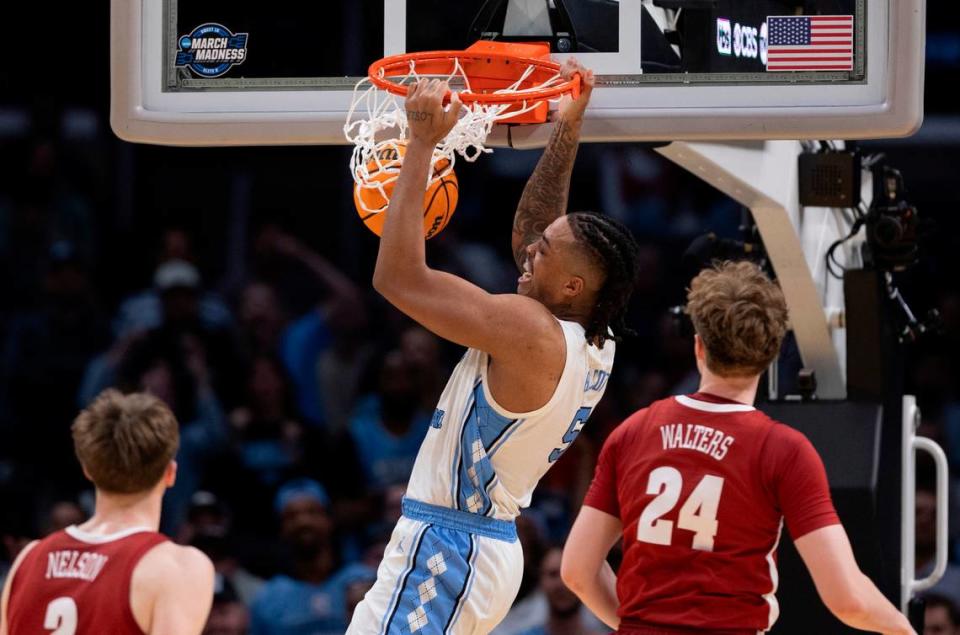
{"left": 347, "top": 61, "right": 641, "bottom": 633}
{"left": 1, "top": 390, "right": 214, "bottom": 635}
{"left": 561, "top": 261, "right": 915, "bottom": 635}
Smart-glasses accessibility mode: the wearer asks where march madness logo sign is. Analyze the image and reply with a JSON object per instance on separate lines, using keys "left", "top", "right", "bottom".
{"left": 176, "top": 23, "right": 248, "bottom": 78}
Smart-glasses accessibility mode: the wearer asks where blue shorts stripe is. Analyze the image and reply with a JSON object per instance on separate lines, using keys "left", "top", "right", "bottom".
{"left": 383, "top": 524, "right": 475, "bottom": 634}
{"left": 380, "top": 523, "right": 431, "bottom": 635}
{"left": 443, "top": 534, "right": 478, "bottom": 634}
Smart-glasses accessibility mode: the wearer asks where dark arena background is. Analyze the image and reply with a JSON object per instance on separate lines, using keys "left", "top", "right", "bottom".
{"left": 1, "top": 2, "right": 960, "bottom": 634}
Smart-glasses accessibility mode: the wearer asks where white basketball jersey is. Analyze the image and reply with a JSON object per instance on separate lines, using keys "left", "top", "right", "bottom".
{"left": 405, "top": 319, "right": 615, "bottom": 521}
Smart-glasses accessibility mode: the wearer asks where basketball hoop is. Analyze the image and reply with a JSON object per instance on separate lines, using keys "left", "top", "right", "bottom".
{"left": 345, "top": 41, "right": 580, "bottom": 213}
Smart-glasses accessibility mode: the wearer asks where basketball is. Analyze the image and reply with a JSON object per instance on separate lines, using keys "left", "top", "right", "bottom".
{"left": 354, "top": 141, "right": 458, "bottom": 240}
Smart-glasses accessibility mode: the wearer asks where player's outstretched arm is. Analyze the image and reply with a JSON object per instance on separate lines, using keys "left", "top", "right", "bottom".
{"left": 795, "top": 525, "right": 916, "bottom": 635}
{"left": 0, "top": 540, "right": 39, "bottom": 635}
{"left": 373, "top": 80, "right": 563, "bottom": 361}
{"left": 131, "top": 542, "right": 215, "bottom": 635}
{"left": 511, "top": 59, "right": 594, "bottom": 270}
{"left": 561, "top": 505, "right": 622, "bottom": 630}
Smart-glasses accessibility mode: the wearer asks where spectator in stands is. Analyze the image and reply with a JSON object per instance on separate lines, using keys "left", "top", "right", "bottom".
{"left": 618, "top": 368, "right": 670, "bottom": 416}
{"left": 250, "top": 479, "right": 372, "bottom": 635}
{"left": 494, "top": 538, "right": 607, "bottom": 635}
{"left": 202, "top": 355, "right": 310, "bottom": 538}
{"left": 925, "top": 594, "right": 960, "bottom": 635}
{"left": 399, "top": 325, "right": 446, "bottom": 412}
{"left": 917, "top": 480, "right": 960, "bottom": 608}
{"left": 346, "top": 576, "right": 376, "bottom": 626}
{"left": 81, "top": 256, "right": 242, "bottom": 408}
{"left": 192, "top": 533, "right": 264, "bottom": 610}
{"left": 530, "top": 442, "right": 598, "bottom": 543}
{"left": 183, "top": 491, "right": 264, "bottom": 607}
{"left": 237, "top": 281, "right": 288, "bottom": 359}
{"left": 204, "top": 574, "right": 251, "bottom": 635}
{"left": 258, "top": 227, "right": 370, "bottom": 430}
{"left": 516, "top": 546, "right": 608, "bottom": 635}
{"left": 357, "top": 482, "right": 406, "bottom": 570}
{"left": 229, "top": 355, "right": 304, "bottom": 489}
{"left": 348, "top": 349, "right": 431, "bottom": 493}
{"left": 114, "top": 227, "right": 233, "bottom": 338}
{"left": 43, "top": 500, "right": 85, "bottom": 535}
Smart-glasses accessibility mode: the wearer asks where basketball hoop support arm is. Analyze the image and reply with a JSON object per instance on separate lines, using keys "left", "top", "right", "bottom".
{"left": 657, "top": 140, "right": 847, "bottom": 400}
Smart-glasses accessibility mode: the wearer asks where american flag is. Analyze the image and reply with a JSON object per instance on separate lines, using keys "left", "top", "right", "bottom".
{"left": 766, "top": 15, "right": 854, "bottom": 71}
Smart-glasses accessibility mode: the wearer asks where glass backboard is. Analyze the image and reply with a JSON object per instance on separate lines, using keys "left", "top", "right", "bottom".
{"left": 111, "top": 0, "right": 925, "bottom": 146}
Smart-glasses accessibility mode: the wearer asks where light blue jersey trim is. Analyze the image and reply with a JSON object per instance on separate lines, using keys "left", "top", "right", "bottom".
{"left": 474, "top": 387, "right": 518, "bottom": 449}
{"left": 403, "top": 498, "right": 517, "bottom": 543}
{"left": 450, "top": 382, "right": 481, "bottom": 508}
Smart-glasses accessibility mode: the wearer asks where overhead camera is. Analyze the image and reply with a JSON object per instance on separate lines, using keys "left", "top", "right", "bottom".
{"left": 859, "top": 162, "right": 938, "bottom": 343}
{"left": 864, "top": 164, "right": 919, "bottom": 272}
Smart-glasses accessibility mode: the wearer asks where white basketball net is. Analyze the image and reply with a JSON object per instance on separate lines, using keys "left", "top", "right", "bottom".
{"left": 344, "top": 57, "right": 566, "bottom": 214}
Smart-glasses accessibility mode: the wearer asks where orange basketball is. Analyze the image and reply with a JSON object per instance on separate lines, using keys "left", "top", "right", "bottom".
{"left": 353, "top": 141, "right": 458, "bottom": 240}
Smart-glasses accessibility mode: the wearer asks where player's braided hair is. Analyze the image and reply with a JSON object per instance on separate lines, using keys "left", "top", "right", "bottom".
{"left": 567, "top": 212, "right": 641, "bottom": 346}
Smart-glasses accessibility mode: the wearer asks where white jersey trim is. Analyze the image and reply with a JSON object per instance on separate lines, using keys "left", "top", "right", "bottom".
{"left": 478, "top": 320, "right": 575, "bottom": 420}
{"left": 675, "top": 395, "right": 755, "bottom": 413}
{"left": 65, "top": 525, "right": 154, "bottom": 544}
{"left": 763, "top": 519, "right": 784, "bottom": 630}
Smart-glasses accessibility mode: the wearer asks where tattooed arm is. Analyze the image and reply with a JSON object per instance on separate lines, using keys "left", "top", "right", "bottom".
{"left": 511, "top": 59, "right": 595, "bottom": 269}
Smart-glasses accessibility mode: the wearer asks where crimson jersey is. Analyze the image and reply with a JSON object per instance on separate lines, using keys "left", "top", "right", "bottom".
{"left": 7, "top": 526, "right": 168, "bottom": 635}
{"left": 583, "top": 393, "right": 839, "bottom": 634}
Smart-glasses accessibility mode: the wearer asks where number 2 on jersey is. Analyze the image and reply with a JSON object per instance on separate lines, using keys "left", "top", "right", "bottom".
{"left": 44, "top": 597, "right": 78, "bottom": 635}
{"left": 636, "top": 466, "right": 724, "bottom": 551}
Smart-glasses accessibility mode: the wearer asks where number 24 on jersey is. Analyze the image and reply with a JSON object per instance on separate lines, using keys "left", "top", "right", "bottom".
{"left": 636, "top": 466, "right": 725, "bottom": 552}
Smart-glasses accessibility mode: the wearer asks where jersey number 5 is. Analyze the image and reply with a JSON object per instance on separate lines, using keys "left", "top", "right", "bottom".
{"left": 44, "top": 597, "right": 78, "bottom": 635}
{"left": 636, "top": 466, "right": 725, "bottom": 552}
{"left": 548, "top": 407, "right": 592, "bottom": 463}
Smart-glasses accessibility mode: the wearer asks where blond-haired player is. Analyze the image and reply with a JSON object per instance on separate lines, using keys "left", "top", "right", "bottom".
{"left": 562, "top": 261, "right": 915, "bottom": 635}
{"left": 1, "top": 390, "right": 214, "bottom": 635}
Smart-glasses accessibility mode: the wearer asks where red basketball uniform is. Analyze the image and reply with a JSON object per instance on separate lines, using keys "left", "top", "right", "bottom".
{"left": 6, "top": 526, "right": 168, "bottom": 635}
{"left": 583, "top": 392, "right": 840, "bottom": 634}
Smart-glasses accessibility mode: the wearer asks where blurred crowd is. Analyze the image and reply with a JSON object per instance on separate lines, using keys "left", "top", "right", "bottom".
{"left": 1, "top": 129, "right": 959, "bottom": 634}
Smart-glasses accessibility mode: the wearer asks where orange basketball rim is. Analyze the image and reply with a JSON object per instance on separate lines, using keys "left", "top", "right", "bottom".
{"left": 367, "top": 41, "right": 581, "bottom": 124}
